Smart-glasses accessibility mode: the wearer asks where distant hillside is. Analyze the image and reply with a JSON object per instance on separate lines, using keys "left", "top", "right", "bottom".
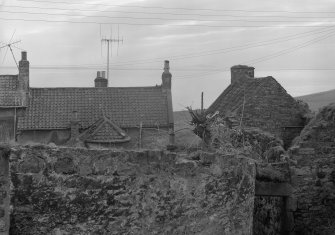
{"left": 296, "top": 89, "right": 335, "bottom": 112}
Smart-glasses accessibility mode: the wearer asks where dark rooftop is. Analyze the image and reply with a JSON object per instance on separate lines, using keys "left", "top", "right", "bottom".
{"left": 17, "top": 86, "right": 170, "bottom": 130}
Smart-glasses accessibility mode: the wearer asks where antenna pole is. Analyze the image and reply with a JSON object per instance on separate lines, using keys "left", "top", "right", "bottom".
{"left": 107, "top": 40, "right": 110, "bottom": 82}
{"left": 9, "top": 45, "right": 19, "bottom": 69}
{"left": 0, "top": 40, "right": 21, "bottom": 70}
{"left": 101, "top": 37, "right": 123, "bottom": 85}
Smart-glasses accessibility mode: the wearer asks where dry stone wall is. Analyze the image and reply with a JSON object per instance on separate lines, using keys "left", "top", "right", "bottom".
{"left": 9, "top": 145, "right": 256, "bottom": 235}
{"left": 0, "top": 147, "right": 10, "bottom": 235}
{"left": 253, "top": 196, "right": 284, "bottom": 235}
{"left": 290, "top": 104, "right": 335, "bottom": 234}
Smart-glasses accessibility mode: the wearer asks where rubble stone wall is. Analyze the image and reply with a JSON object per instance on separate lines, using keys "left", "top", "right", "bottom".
{"left": 0, "top": 147, "right": 10, "bottom": 235}
{"left": 253, "top": 196, "right": 284, "bottom": 235}
{"left": 291, "top": 140, "right": 335, "bottom": 234}
{"left": 9, "top": 145, "right": 256, "bottom": 235}
{"left": 290, "top": 104, "right": 335, "bottom": 234}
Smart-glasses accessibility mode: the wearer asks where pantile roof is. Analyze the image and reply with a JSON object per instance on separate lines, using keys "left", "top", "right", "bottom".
{"left": 18, "top": 86, "right": 169, "bottom": 130}
{"left": 0, "top": 75, "right": 24, "bottom": 107}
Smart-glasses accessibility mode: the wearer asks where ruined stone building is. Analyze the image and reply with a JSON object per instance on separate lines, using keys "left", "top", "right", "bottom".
{"left": 207, "top": 65, "right": 308, "bottom": 146}
{"left": 0, "top": 52, "right": 174, "bottom": 148}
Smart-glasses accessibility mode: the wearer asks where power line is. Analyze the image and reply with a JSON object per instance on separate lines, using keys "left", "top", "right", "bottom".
{"left": 244, "top": 30, "right": 335, "bottom": 65}
{"left": 177, "top": 30, "right": 335, "bottom": 79}
{"left": 2, "top": 16, "right": 334, "bottom": 28}
{"left": 104, "top": 27, "right": 335, "bottom": 67}
{"left": 15, "top": 0, "right": 335, "bottom": 14}
{"left": 4, "top": 4, "right": 335, "bottom": 19}
{"left": 2, "top": 26, "right": 331, "bottom": 69}
{"left": 3, "top": 9, "right": 335, "bottom": 23}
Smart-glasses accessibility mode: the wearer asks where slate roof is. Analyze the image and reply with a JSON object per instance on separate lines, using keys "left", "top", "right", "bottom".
{"left": 17, "top": 86, "right": 170, "bottom": 130}
{"left": 207, "top": 76, "right": 291, "bottom": 115}
{"left": 0, "top": 75, "right": 24, "bottom": 107}
{"left": 79, "top": 116, "right": 131, "bottom": 143}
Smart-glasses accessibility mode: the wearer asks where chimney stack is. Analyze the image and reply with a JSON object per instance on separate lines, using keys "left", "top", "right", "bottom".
{"left": 94, "top": 71, "right": 108, "bottom": 87}
{"left": 162, "top": 60, "right": 172, "bottom": 90}
{"left": 230, "top": 65, "right": 254, "bottom": 84}
{"left": 18, "top": 51, "right": 29, "bottom": 106}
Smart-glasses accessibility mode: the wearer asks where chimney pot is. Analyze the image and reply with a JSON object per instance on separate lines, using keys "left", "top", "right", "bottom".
{"left": 21, "top": 51, "right": 27, "bottom": 61}
{"left": 164, "top": 60, "right": 170, "bottom": 72}
{"left": 101, "top": 71, "right": 106, "bottom": 78}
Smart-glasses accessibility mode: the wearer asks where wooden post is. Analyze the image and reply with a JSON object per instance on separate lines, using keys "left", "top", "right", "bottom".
{"left": 201, "top": 92, "right": 204, "bottom": 113}
{"left": 139, "top": 122, "right": 143, "bottom": 148}
{"left": 0, "top": 146, "right": 10, "bottom": 235}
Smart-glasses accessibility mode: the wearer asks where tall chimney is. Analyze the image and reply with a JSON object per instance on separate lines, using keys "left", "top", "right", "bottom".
{"left": 94, "top": 71, "right": 108, "bottom": 87}
{"left": 18, "top": 51, "right": 29, "bottom": 106}
{"left": 161, "top": 60, "right": 172, "bottom": 90}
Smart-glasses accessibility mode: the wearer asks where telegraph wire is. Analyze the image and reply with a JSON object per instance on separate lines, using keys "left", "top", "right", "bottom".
{"left": 7, "top": 26, "right": 333, "bottom": 68}
{"left": 4, "top": 4, "right": 335, "bottom": 19}
{"left": 3, "top": 9, "right": 335, "bottom": 23}
{"left": 29, "top": 26, "right": 332, "bottom": 68}
{"left": 243, "top": 30, "right": 335, "bottom": 65}
{"left": 2, "top": 16, "right": 334, "bottom": 28}
{"left": 15, "top": 0, "right": 335, "bottom": 14}
{"left": 104, "top": 27, "right": 335, "bottom": 67}
{"left": 1, "top": 26, "right": 332, "bottom": 73}
{"left": 176, "top": 29, "right": 335, "bottom": 79}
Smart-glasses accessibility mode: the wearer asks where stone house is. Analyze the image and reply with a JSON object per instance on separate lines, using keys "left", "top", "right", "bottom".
{"left": 207, "top": 65, "right": 307, "bottom": 146}
{"left": 0, "top": 52, "right": 174, "bottom": 148}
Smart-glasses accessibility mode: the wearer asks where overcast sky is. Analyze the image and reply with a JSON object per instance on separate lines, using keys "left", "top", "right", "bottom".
{"left": 1, "top": 0, "right": 335, "bottom": 111}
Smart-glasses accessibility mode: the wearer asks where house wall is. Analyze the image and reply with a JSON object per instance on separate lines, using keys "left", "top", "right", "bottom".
{"left": 0, "top": 108, "right": 25, "bottom": 143}
{"left": 17, "top": 127, "right": 170, "bottom": 149}
{"left": 17, "top": 130, "right": 71, "bottom": 145}
{"left": 0, "top": 119, "right": 14, "bottom": 143}
{"left": 9, "top": 145, "right": 256, "bottom": 235}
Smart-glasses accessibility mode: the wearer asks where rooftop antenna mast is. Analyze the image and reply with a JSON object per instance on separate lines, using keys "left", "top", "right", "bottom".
{"left": 101, "top": 25, "right": 123, "bottom": 86}
{"left": 0, "top": 41, "right": 21, "bottom": 69}
{"left": 1, "top": 30, "right": 22, "bottom": 70}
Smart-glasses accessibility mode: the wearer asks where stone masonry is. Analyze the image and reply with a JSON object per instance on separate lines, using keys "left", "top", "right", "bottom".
{"left": 289, "top": 104, "right": 335, "bottom": 234}
{"left": 0, "top": 146, "right": 10, "bottom": 235}
{"left": 9, "top": 145, "right": 256, "bottom": 235}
